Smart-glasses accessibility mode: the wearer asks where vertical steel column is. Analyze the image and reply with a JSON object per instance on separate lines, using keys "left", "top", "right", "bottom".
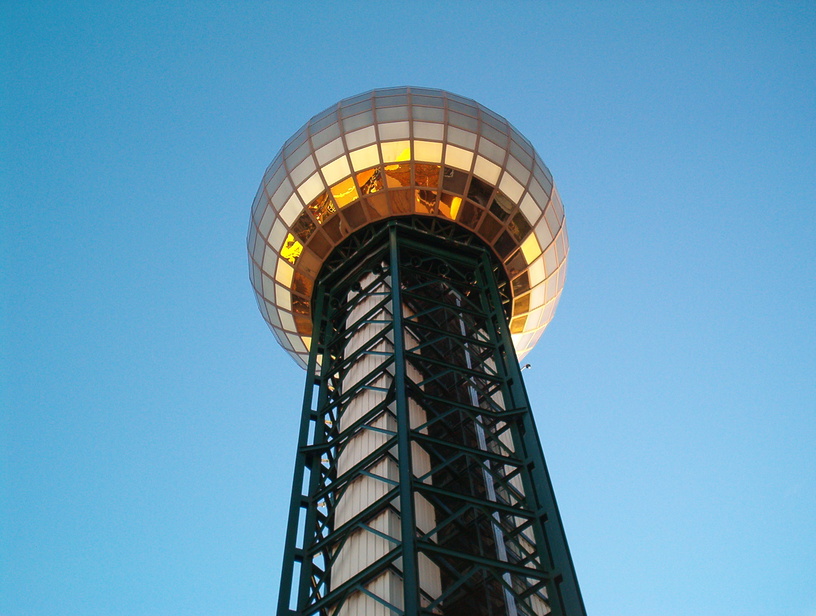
{"left": 388, "top": 223, "right": 421, "bottom": 616}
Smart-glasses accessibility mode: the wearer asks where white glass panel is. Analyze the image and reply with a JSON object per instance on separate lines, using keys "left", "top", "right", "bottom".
{"left": 529, "top": 255, "right": 546, "bottom": 286}
{"left": 269, "top": 218, "right": 287, "bottom": 249}
{"left": 499, "top": 173, "right": 524, "bottom": 203}
{"left": 414, "top": 140, "right": 443, "bottom": 163}
{"left": 380, "top": 140, "right": 411, "bottom": 163}
{"left": 287, "top": 333, "right": 307, "bottom": 354}
{"left": 473, "top": 155, "right": 501, "bottom": 184}
{"left": 290, "top": 155, "right": 316, "bottom": 187}
{"left": 258, "top": 206, "right": 275, "bottom": 238}
{"left": 322, "top": 156, "right": 351, "bottom": 185}
{"left": 271, "top": 177, "right": 293, "bottom": 208}
{"left": 350, "top": 144, "right": 380, "bottom": 171}
{"left": 444, "top": 145, "right": 473, "bottom": 171}
{"left": 315, "top": 137, "right": 345, "bottom": 165}
{"left": 262, "top": 245, "right": 276, "bottom": 276}
{"left": 446, "top": 126, "right": 477, "bottom": 149}
{"left": 279, "top": 310, "right": 296, "bottom": 333}
{"left": 477, "top": 138, "right": 505, "bottom": 164}
{"left": 519, "top": 192, "right": 541, "bottom": 224}
{"left": 276, "top": 283, "right": 292, "bottom": 311}
{"left": 412, "top": 121, "right": 443, "bottom": 140}
{"left": 378, "top": 121, "right": 409, "bottom": 140}
{"left": 280, "top": 193, "right": 303, "bottom": 225}
{"left": 275, "top": 259, "right": 294, "bottom": 287}
{"left": 297, "top": 172, "right": 325, "bottom": 205}
{"left": 345, "top": 125, "right": 376, "bottom": 150}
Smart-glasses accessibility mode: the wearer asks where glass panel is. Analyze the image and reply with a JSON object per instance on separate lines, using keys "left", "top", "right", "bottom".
{"left": 415, "top": 164, "right": 440, "bottom": 188}
{"left": 295, "top": 313, "right": 312, "bottom": 336}
{"left": 467, "top": 177, "right": 493, "bottom": 206}
{"left": 478, "top": 213, "right": 502, "bottom": 242}
{"left": 296, "top": 248, "right": 322, "bottom": 279}
{"left": 438, "top": 193, "right": 462, "bottom": 220}
{"left": 473, "top": 156, "right": 501, "bottom": 184}
{"left": 342, "top": 110, "right": 374, "bottom": 132}
{"left": 480, "top": 125, "right": 507, "bottom": 151}
{"left": 364, "top": 193, "right": 389, "bottom": 218}
{"left": 315, "top": 137, "right": 345, "bottom": 165}
{"left": 528, "top": 179, "right": 550, "bottom": 209}
{"left": 510, "top": 316, "right": 527, "bottom": 334}
{"left": 291, "top": 293, "right": 309, "bottom": 315}
{"left": 411, "top": 94, "right": 445, "bottom": 107}
{"left": 290, "top": 155, "right": 317, "bottom": 187}
{"left": 357, "top": 168, "right": 384, "bottom": 194}
{"left": 350, "top": 144, "right": 380, "bottom": 172}
{"left": 519, "top": 193, "right": 541, "bottom": 225}
{"left": 307, "top": 230, "right": 331, "bottom": 259}
{"left": 378, "top": 121, "right": 409, "bottom": 140}
{"left": 443, "top": 145, "right": 473, "bottom": 171}
{"left": 280, "top": 233, "right": 304, "bottom": 265}
{"left": 447, "top": 99, "right": 478, "bottom": 116}
{"left": 384, "top": 163, "right": 411, "bottom": 188}
{"left": 494, "top": 230, "right": 517, "bottom": 259}
{"left": 389, "top": 189, "right": 413, "bottom": 214}
{"left": 413, "top": 121, "right": 444, "bottom": 141}
{"left": 412, "top": 106, "right": 445, "bottom": 122}
{"left": 330, "top": 176, "right": 358, "bottom": 209}
{"left": 544, "top": 205, "right": 560, "bottom": 238}
{"left": 447, "top": 126, "right": 477, "bottom": 149}
{"left": 508, "top": 211, "right": 532, "bottom": 242}
{"left": 499, "top": 172, "right": 524, "bottom": 202}
{"left": 489, "top": 191, "right": 514, "bottom": 221}
{"left": 506, "top": 154, "right": 531, "bottom": 186}
{"left": 414, "top": 140, "right": 443, "bottom": 163}
{"left": 375, "top": 106, "right": 409, "bottom": 122}
{"left": 307, "top": 191, "right": 336, "bottom": 224}
{"left": 448, "top": 111, "right": 479, "bottom": 131}
{"left": 283, "top": 126, "right": 308, "bottom": 157}
{"left": 328, "top": 178, "right": 359, "bottom": 209}
{"left": 512, "top": 271, "right": 530, "bottom": 297}
{"left": 310, "top": 110, "right": 338, "bottom": 134}
{"left": 442, "top": 167, "right": 468, "bottom": 194}
{"left": 322, "top": 213, "right": 343, "bottom": 243}
{"left": 279, "top": 193, "right": 302, "bottom": 226}
{"left": 321, "top": 155, "right": 351, "bottom": 185}
{"left": 287, "top": 140, "right": 312, "bottom": 169}
{"left": 292, "top": 272, "right": 313, "bottom": 297}
{"left": 311, "top": 122, "right": 341, "bottom": 149}
{"left": 381, "top": 140, "right": 411, "bottom": 163}
{"left": 292, "top": 212, "right": 316, "bottom": 242}
{"left": 340, "top": 99, "right": 372, "bottom": 117}
{"left": 521, "top": 232, "right": 542, "bottom": 264}
{"left": 415, "top": 189, "right": 437, "bottom": 214}
{"left": 458, "top": 199, "right": 482, "bottom": 229}
{"left": 341, "top": 200, "right": 367, "bottom": 228}
{"left": 505, "top": 249, "right": 526, "bottom": 280}
{"left": 375, "top": 94, "right": 409, "bottom": 107}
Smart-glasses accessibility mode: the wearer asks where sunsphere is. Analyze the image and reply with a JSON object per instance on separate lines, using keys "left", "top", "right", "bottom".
{"left": 248, "top": 87, "right": 584, "bottom": 616}
{"left": 248, "top": 87, "right": 568, "bottom": 369}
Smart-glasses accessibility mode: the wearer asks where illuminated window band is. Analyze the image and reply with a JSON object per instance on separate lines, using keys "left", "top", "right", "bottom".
{"left": 247, "top": 87, "right": 568, "bottom": 368}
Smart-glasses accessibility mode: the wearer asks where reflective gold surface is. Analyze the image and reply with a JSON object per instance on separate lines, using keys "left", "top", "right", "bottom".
{"left": 248, "top": 87, "right": 568, "bottom": 368}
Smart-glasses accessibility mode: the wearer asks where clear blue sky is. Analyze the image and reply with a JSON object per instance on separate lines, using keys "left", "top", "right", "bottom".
{"left": 2, "top": 2, "right": 814, "bottom": 615}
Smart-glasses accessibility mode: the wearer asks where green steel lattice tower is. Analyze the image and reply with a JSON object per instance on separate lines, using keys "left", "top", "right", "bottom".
{"left": 247, "top": 88, "right": 585, "bottom": 616}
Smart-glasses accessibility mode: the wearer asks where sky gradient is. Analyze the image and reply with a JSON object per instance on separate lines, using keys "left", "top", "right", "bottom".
{"left": 3, "top": 3, "right": 815, "bottom": 615}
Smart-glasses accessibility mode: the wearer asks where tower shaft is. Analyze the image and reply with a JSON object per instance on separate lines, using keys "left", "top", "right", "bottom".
{"left": 278, "top": 219, "right": 584, "bottom": 616}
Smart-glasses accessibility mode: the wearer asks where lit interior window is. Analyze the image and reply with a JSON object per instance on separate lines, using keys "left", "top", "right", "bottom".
{"left": 331, "top": 177, "right": 359, "bottom": 208}
{"left": 281, "top": 233, "right": 304, "bottom": 264}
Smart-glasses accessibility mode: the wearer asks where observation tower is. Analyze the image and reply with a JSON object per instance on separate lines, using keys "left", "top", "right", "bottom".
{"left": 247, "top": 87, "right": 585, "bottom": 616}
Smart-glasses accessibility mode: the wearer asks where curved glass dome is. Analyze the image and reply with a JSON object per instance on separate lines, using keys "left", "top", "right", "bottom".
{"left": 248, "top": 87, "right": 568, "bottom": 368}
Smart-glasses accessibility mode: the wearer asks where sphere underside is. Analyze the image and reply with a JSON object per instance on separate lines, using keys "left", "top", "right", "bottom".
{"left": 248, "top": 87, "right": 568, "bottom": 368}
